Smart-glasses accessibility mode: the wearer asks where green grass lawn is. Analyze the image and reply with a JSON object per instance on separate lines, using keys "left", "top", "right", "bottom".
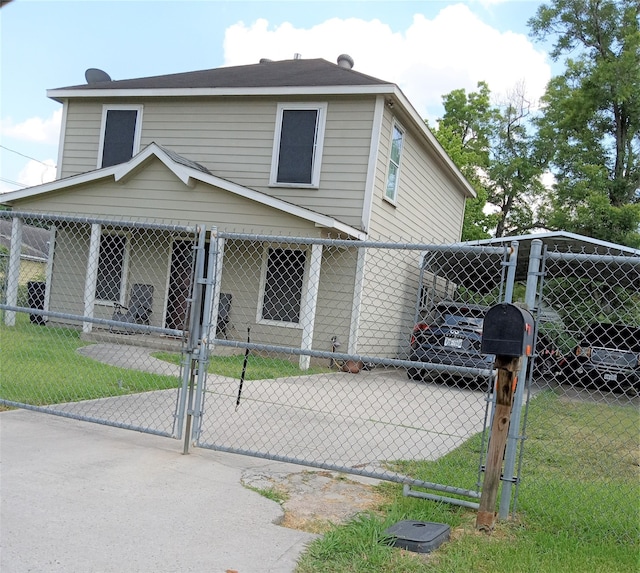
{"left": 295, "top": 392, "right": 640, "bottom": 573}
{"left": 151, "top": 350, "right": 331, "bottom": 380}
{"left": 0, "top": 316, "right": 180, "bottom": 405}
{"left": 0, "top": 315, "right": 330, "bottom": 406}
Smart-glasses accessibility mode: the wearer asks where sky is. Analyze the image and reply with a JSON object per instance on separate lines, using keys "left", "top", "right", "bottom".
{"left": 0, "top": 0, "right": 556, "bottom": 194}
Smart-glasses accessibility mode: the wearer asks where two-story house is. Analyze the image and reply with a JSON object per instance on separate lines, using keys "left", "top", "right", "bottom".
{"left": 1, "top": 55, "right": 474, "bottom": 363}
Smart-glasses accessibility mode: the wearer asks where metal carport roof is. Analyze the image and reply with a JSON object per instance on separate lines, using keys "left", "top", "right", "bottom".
{"left": 422, "top": 231, "right": 640, "bottom": 292}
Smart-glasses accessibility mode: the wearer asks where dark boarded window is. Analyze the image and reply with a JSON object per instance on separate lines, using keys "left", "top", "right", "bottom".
{"left": 262, "top": 248, "right": 306, "bottom": 323}
{"left": 101, "top": 109, "right": 138, "bottom": 168}
{"left": 95, "top": 234, "right": 126, "bottom": 302}
{"left": 276, "top": 109, "right": 318, "bottom": 184}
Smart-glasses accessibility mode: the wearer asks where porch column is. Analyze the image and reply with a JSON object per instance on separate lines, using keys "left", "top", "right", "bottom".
{"left": 299, "top": 243, "right": 322, "bottom": 370}
{"left": 348, "top": 246, "right": 367, "bottom": 355}
{"left": 4, "top": 217, "right": 23, "bottom": 326}
{"left": 83, "top": 223, "right": 101, "bottom": 333}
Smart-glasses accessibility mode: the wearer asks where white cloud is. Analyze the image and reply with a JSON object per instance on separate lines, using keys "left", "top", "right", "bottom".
{"left": 18, "top": 159, "right": 56, "bottom": 187}
{"left": 223, "top": 5, "right": 550, "bottom": 121}
{"left": 1, "top": 108, "right": 62, "bottom": 145}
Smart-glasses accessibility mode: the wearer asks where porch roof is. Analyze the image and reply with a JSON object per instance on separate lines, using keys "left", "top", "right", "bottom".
{"left": 0, "top": 143, "right": 367, "bottom": 240}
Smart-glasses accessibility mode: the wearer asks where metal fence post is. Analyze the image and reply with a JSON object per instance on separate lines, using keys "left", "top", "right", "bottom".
{"left": 191, "top": 227, "right": 221, "bottom": 443}
{"left": 498, "top": 238, "right": 543, "bottom": 519}
{"left": 182, "top": 226, "right": 207, "bottom": 454}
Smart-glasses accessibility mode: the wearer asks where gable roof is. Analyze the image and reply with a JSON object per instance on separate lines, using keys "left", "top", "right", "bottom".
{"left": 0, "top": 219, "right": 50, "bottom": 260}
{"left": 0, "top": 143, "right": 367, "bottom": 240}
{"left": 47, "top": 57, "right": 476, "bottom": 200}
{"left": 52, "top": 58, "right": 391, "bottom": 93}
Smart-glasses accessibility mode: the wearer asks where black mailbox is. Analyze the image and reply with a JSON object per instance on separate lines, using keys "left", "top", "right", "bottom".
{"left": 481, "top": 303, "right": 535, "bottom": 357}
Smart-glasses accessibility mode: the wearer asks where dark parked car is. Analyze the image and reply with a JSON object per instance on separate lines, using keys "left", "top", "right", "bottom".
{"left": 566, "top": 323, "right": 640, "bottom": 394}
{"left": 407, "top": 302, "right": 494, "bottom": 384}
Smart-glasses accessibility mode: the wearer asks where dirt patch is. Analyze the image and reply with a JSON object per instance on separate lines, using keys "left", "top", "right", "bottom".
{"left": 241, "top": 469, "right": 384, "bottom": 533}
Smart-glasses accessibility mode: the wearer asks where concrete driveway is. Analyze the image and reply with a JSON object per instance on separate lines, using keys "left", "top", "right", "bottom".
{"left": 1, "top": 408, "right": 318, "bottom": 573}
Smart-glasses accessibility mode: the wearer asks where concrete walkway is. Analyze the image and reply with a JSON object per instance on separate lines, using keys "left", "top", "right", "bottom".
{"left": 1, "top": 409, "right": 318, "bottom": 573}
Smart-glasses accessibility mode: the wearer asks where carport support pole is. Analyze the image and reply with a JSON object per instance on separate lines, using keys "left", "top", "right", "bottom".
{"left": 476, "top": 355, "right": 522, "bottom": 531}
{"left": 498, "top": 239, "right": 543, "bottom": 520}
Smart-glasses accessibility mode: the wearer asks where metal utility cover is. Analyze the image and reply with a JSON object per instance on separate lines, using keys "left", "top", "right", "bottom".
{"left": 383, "top": 520, "right": 450, "bottom": 553}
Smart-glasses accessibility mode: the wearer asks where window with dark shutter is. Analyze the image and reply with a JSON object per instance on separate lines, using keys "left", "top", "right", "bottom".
{"left": 100, "top": 107, "right": 141, "bottom": 168}
{"left": 276, "top": 110, "right": 318, "bottom": 184}
{"left": 270, "top": 103, "right": 326, "bottom": 187}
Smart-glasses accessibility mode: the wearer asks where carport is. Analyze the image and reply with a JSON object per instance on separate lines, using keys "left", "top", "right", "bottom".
{"left": 420, "top": 230, "right": 640, "bottom": 518}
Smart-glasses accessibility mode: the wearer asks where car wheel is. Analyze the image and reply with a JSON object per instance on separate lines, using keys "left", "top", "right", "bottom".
{"left": 407, "top": 367, "right": 425, "bottom": 381}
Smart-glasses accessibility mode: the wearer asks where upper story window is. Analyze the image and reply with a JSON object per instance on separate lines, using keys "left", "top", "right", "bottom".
{"left": 385, "top": 123, "right": 404, "bottom": 203}
{"left": 98, "top": 105, "right": 143, "bottom": 168}
{"left": 270, "top": 103, "right": 327, "bottom": 187}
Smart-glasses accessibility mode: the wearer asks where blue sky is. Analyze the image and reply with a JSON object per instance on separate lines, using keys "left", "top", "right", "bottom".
{"left": 0, "top": 0, "right": 554, "bottom": 192}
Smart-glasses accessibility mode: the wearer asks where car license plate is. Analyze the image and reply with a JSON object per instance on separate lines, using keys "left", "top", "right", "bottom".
{"left": 603, "top": 373, "right": 617, "bottom": 382}
{"left": 444, "top": 337, "right": 463, "bottom": 349}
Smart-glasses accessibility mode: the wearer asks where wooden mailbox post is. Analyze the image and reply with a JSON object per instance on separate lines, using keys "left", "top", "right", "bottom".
{"left": 476, "top": 303, "right": 534, "bottom": 531}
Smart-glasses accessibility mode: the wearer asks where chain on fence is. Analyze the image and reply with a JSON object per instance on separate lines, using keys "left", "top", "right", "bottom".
{"left": 515, "top": 243, "right": 640, "bottom": 544}
{"left": 0, "top": 212, "right": 201, "bottom": 437}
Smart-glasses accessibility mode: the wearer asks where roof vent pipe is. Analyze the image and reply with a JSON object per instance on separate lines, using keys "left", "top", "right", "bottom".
{"left": 294, "top": 53, "right": 302, "bottom": 60}
{"left": 337, "top": 54, "right": 354, "bottom": 69}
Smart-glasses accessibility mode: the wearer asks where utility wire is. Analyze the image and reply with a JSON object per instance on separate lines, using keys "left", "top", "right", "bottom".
{"left": 0, "top": 144, "right": 56, "bottom": 168}
{"left": 0, "top": 176, "right": 26, "bottom": 188}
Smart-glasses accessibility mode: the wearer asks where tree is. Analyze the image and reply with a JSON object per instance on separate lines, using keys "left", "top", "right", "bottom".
{"left": 432, "top": 82, "right": 546, "bottom": 240}
{"left": 529, "top": 0, "right": 640, "bottom": 247}
{"left": 430, "top": 82, "right": 499, "bottom": 240}
{"left": 487, "top": 82, "right": 547, "bottom": 237}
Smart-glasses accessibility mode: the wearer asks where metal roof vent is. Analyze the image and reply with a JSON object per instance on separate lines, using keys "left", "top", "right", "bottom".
{"left": 337, "top": 54, "right": 354, "bottom": 69}
{"left": 294, "top": 53, "right": 302, "bottom": 60}
{"left": 259, "top": 58, "right": 273, "bottom": 64}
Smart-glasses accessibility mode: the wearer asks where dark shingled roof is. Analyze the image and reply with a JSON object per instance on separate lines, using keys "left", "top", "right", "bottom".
{"left": 57, "top": 59, "right": 393, "bottom": 91}
{"left": 156, "top": 144, "right": 211, "bottom": 174}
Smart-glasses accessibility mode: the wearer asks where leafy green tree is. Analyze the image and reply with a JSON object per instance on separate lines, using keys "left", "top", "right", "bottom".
{"left": 529, "top": 0, "right": 640, "bottom": 247}
{"left": 430, "top": 82, "right": 499, "bottom": 240}
{"left": 432, "top": 82, "right": 547, "bottom": 239}
{"left": 487, "top": 82, "right": 548, "bottom": 237}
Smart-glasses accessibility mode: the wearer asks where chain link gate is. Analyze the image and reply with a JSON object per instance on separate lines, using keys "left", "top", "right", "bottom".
{"left": 0, "top": 211, "right": 206, "bottom": 439}
{"left": 187, "top": 232, "right": 515, "bottom": 508}
{"left": 511, "top": 239, "right": 639, "bottom": 543}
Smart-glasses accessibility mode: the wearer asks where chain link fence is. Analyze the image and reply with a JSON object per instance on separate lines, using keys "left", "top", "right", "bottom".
{"left": 189, "top": 233, "right": 513, "bottom": 506}
{"left": 2, "top": 211, "right": 638, "bottom": 536}
{"left": 514, "top": 242, "right": 639, "bottom": 543}
{"left": 0, "top": 211, "right": 202, "bottom": 437}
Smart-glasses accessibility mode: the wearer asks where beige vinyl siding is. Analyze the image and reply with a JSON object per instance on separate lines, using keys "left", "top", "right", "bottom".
{"left": 58, "top": 101, "right": 102, "bottom": 176}
{"left": 312, "top": 246, "right": 358, "bottom": 355}
{"left": 213, "top": 241, "right": 357, "bottom": 357}
{"left": 14, "top": 160, "right": 326, "bottom": 236}
{"left": 368, "top": 109, "right": 466, "bottom": 243}
{"left": 59, "top": 96, "right": 375, "bottom": 230}
{"left": 355, "top": 248, "right": 422, "bottom": 358}
{"left": 46, "top": 224, "right": 90, "bottom": 323}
